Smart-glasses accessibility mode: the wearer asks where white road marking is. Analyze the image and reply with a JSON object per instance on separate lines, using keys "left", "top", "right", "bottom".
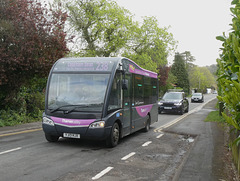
{"left": 142, "top": 141, "right": 152, "bottom": 147}
{"left": 92, "top": 167, "right": 114, "bottom": 180}
{"left": 154, "top": 97, "right": 217, "bottom": 132}
{"left": 157, "top": 134, "right": 164, "bottom": 139}
{"left": 121, "top": 152, "right": 136, "bottom": 161}
{"left": 0, "top": 147, "right": 22, "bottom": 155}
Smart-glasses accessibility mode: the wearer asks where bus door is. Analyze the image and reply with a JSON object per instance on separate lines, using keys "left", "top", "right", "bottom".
{"left": 122, "top": 74, "right": 132, "bottom": 136}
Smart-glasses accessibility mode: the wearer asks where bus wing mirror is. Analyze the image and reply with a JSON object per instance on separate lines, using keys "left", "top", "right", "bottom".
{"left": 122, "top": 79, "right": 128, "bottom": 90}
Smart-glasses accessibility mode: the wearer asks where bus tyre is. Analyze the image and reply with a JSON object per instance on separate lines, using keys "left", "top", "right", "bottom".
{"left": 45, "top": 133, "right": 59, "bottom": 142}
{"left": 106, "top": 122, "right": 120, "bottom": 148}
{"left": 143, "top": 115, "right": 150, "bottom": 132}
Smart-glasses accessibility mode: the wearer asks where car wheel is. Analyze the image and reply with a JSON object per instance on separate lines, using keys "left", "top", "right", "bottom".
{"left": 45, "top": 133, "right": 59, "bottom": 142}
{"left": 106, "top": 122, "right": 120, "bottom": 148}
{"left": 143, "top": 115, "right": 150, "bottom": 132}
{"left": 185, "top": 105, "right": 189, "bottom": 113}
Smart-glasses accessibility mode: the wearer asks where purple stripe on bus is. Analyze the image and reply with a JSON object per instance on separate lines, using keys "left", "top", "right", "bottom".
{"left": 135, "top": 104, "right": 153, "bottom": 117}
{"left": 129, "top": 64, "right": 157, "bottom": 78}
{"left": 51, "top": 116, "right": 96, "bottom": 127}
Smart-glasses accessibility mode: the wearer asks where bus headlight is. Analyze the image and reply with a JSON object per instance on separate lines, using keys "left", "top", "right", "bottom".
{"left": 43, "top": 117, "right": 54, "bottom": 126}
{"left": 89, "top": 121, "right": 105, "bottom": 128}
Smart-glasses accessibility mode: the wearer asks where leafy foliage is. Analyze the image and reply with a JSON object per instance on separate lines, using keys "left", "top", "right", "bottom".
{"left": 0, "top": 0, "right": 69, "bottom": 108}
{"left": 124, "top": 16, "right": 176, "bottom": 72}
{"left": 188, "top": 65, "right": 216, "bottom": 92}
{"left": 61, "top": 0, "right": 176, "bottom": 72}
{"left": 171, "top": 53, "right": 190, "bottom": 94}
{"left": 216, "top": 0, "right": 240, "bottom": 142}
{"left": 63, "top": 0, "right": 133, "bottom": 57}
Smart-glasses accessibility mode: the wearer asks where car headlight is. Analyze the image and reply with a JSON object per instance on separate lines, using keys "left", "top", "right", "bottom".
{"left": 43, "top": 117, "right": 54, "bottom": 126}
{"left": 174, "top": 102, "right": 182, "bottom": 106}
{"left": 158, "top": 102, "right": 163, "bottom": 105}
{"left": 89, "top": 121, "right": 105, "bottom": 128}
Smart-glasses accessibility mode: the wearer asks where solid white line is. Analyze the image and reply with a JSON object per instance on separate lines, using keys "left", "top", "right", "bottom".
{"left": 0, "top": 147, "right": 22, "bottom": 155}
{"left": 157, "top": 134, "right": 164, "bottom": 139}
{"left": 92, "top": 167, "right": 114, "bottom": 180}
{"left": 142, "top": 141, "right": 152, "bottom": 147}
{"left": 154, "top": 97, "right": 217, "bottom": 132}
{"left": 121, "top": 152, "right": 136, "bottom": 161}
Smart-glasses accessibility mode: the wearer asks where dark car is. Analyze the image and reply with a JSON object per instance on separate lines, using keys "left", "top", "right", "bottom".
{"left": 191, "top": 93, "right": 204, "bottom": 103}
{"left": 158, "top": 92, "right": 189, "bottom": 115}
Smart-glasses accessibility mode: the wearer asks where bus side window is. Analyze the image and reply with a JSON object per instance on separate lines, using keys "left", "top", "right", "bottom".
{"left": 133, "top": 75, "right": 144, "bottom": 105}
{"left": 108, "top": 72, "right": 122, "bottom": 112}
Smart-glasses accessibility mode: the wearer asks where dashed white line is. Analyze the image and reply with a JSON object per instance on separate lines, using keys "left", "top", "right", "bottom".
{"left": 157, "top": 134, "right": 164, "bottom": 139}
{"left": 92, "top": 167, "right": 114, "bottom": 180}
{"left": 0, "top": 147, "right": 22, "bottom": 155}
{"left": 121, "top": 152, "right": 136, "bottom": 161}
{"left": 142, "top": 141, "right": 152, "bottom": 147}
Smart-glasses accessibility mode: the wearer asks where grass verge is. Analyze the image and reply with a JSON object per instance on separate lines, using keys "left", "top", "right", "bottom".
{"left": 204, "top": 111, "right": 225, "bottom": 123}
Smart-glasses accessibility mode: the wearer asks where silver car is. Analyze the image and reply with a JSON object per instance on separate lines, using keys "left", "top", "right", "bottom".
{"left": 191, "top": 93, "right": 204, "bottom": 103}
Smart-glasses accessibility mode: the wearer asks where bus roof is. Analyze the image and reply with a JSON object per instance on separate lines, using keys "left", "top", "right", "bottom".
{"left": 51, "top": 57, "right": 158, "bottom": 78}
{"left": 52, "top": 57, "right": 121, "bottom": 72}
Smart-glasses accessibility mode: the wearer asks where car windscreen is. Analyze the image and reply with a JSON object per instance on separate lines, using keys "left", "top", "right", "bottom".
{"left": 163, "top": 92, "right": 182, "bottom": 100}
{"left": 47, "top": 73, "right": 110, "bottom": 112}
{"left": 192, "top": 93, "right": 202, "bottom": 96}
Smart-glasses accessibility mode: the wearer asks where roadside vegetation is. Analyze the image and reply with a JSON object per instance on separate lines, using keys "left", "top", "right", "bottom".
{"left": 216, "top": 0, "right": 240, "bottom": 173}
{"left": 204, "top": 111, "right": 225, "bottom": 123}
{"left": 0, "top": 0, "right": 217, "bottom": 127}
{"left": 216, "top": 0, "right": 240, "bottom": 142}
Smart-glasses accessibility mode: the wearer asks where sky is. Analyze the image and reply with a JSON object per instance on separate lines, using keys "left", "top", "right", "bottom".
{"left": 115, "top": 0, "right": 232, "bottom": 67}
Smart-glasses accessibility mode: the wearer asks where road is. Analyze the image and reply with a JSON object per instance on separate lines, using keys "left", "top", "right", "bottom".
{"left": 0, "top": 94, "right": 217, "bottom": 181}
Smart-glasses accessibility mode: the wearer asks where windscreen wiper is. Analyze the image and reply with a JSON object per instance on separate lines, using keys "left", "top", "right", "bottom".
{"left": 64, "top": 103, "right": 103, "bottom": 114}
{"left": 50, "top": 105, "right": 88, "bottom": 113}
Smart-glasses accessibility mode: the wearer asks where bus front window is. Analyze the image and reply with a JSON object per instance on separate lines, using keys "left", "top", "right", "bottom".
{"left": 48, "top": 74, "right": 110, "bottom": 111}
{"left": 107, "top": 71, "right": 122, "bottom": 112}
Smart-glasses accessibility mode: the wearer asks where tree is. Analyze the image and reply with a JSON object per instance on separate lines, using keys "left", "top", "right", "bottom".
{"left": 0, "top": 0, "right": 69, "bottom": 107}
{"left": 62, "top": 0, "right": 176, "bottom": 72}
{"left": 188, "top": 66, "right": 216, "bottom": 92}
{"left": 63, "top": 0, "right": 133, "bottom": 57}
{"left": 157, "top": 65, "right": 177, "bottom": 96}
{"left": 171, "top": 53, "right": 190, "bottom": 94}
{"left": 124, "top": 16, "right": 176, "bottom": 72}
{"left": 180, "top": 51, "right": 195, "bottom": 70}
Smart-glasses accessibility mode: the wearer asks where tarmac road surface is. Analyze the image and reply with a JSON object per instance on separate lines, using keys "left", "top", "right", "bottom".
{"left": 0, "top": 94, "right": 228, "bottom": 181}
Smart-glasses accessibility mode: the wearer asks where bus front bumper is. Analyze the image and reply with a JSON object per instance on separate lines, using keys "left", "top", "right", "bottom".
{"left": 42, "top": 124, "right": 112, "bottom": 140}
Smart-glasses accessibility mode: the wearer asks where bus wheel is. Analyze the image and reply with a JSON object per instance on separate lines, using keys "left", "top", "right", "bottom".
{"left": 143, "top": 115, "right": 150, "bottom": 132}
{"left": 106, "top": 122, "right": 120, "bottom": 148}
{"left": 45, "top": 133, "right": 59, "bottom": 142}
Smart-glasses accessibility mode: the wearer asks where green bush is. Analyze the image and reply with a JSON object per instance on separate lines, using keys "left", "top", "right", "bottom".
{"left": 216, "top": 0, "right": 240, "bottom": 144}
{"left": 0, "top": 109, "right": 40, "bottom": 127}
{"left": 0, "top": 76, "right": 46, "bottom": 127}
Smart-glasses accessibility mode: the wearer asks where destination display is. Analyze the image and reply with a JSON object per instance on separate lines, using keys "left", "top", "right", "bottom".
{"left": 53, "top": 59, "right": 114, "bottom": 72}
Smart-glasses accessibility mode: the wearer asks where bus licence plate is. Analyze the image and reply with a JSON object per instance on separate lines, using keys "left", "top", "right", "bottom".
{"left": 63, "top": 133, "right": 80, "bottom": 139}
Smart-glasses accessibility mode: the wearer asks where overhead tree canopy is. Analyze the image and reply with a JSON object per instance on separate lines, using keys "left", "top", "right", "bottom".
{"left": 124, "top": 16, "right": 176, "bottom": 72}
{"left": 60, "top": 0, "right": 176, "bottom": 72}
{"left": 64, "top": 0, "right": 133, "bottom": 57}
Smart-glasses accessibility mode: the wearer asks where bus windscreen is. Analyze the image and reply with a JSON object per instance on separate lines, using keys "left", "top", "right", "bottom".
{"left": 47, "top": 73, "right": 110, "bottom": 112}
